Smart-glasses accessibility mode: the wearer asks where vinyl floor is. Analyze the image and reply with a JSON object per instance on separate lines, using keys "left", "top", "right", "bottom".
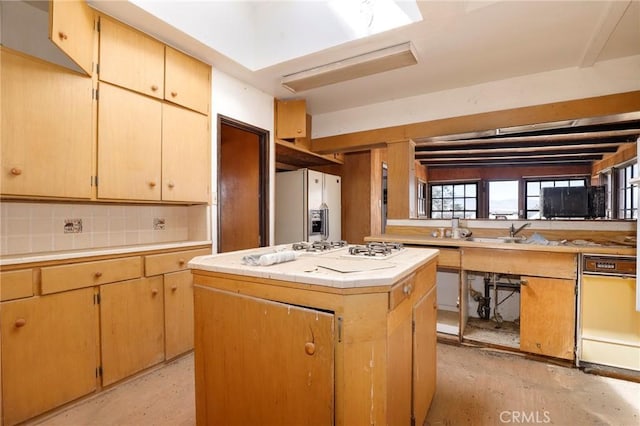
{"left": 33, "top": 343, "right": 640, "bottom": 426}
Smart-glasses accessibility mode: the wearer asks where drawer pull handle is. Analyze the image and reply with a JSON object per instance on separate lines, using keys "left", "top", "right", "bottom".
{"left": 178, "top": 258, "right": 185, "bottom": 265}
{"left": 149, "top": 181, "right": 157, "bottom": 188}
{"left": 151, "top": 85, "right": 159, "bottom": 91}
{"left": 151, "top": 288, "right": 159, "bottom": 296}
{"left": 304, "top": 342, "right": 316, "bottom": 355}
{"left": 94, "top": 271, "right": 103, "bottom": 278}
{"left": 403, "top": 284, "right": 413, "bottom": 295}
{"left": 171, "top": 91, "right": 178, "bottom": 97}
{"left": 58, "top": 31, "right": 68, "bottom": 40}
{"left": 10, "top": 167, "right": 22, "bottom": 176}
{"left": 171, "top": 285, "right": 178, "bottom": 291}
{"left": 15, "top": 318, "right": 27, "bottom": 328}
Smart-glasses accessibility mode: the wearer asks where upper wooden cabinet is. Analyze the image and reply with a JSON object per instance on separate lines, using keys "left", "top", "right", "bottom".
{"left": 99, "top": 17, "right": 211, "bottom": 114}
{"left": 98, "top": 16, "right": 165, "bottom": 99}
{"left": 97, "top": 82, "right": 163, "bottom": 201}
{"left": 162, "top": 103, "right": 211, "bottom": 203}
{"left": 165, "top": 46, "right": 211, "bottom": 114}
{"left": 1, "top": 48, "right": 93, "bottom": 200}
{"left": 275, "top": 99, "right": 307, "bottom": 140}
{"left": 49, "top": 0, "right": 96, "bottom": 75}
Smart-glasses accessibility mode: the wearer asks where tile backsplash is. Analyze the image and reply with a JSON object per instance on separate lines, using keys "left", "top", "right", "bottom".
{"left": 0, "top": 202, "right": 210, "bottom": 256}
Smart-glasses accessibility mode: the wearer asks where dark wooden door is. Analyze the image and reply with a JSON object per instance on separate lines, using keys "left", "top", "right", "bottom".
{"left": 219, "top": 120, "right": 266, "bottom": 252}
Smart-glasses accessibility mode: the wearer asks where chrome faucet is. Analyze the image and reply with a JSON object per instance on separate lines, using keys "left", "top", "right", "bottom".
{"left": 509, "top": 222, "right": 531, "bottom": 238}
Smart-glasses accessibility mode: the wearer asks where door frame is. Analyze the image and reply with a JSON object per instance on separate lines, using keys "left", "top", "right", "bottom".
{"left": 217, "top": 114, "right": 269, "bottom": 252}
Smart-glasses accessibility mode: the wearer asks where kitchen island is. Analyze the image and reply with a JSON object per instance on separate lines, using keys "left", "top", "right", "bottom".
{"left": 189, "top": 244, "right": 438, "bottom": 426}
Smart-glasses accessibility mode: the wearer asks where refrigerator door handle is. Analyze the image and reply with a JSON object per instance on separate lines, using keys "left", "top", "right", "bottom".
{"left": 320, "top": 203, "right": 329, "bottom": 241}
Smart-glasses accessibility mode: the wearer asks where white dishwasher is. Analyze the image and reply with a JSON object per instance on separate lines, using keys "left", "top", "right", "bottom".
{"left": 579, "top": 255, "right": 639, "bottom": 372}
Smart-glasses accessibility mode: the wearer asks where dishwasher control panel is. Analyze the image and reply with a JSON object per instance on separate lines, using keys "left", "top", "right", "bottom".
{"left": 583, "top": 255, "right": 636, "bottom": 276}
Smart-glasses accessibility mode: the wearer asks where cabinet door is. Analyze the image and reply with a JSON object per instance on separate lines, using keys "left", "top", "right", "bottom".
{"left": 49, "top": 0, "right": 95, "bottom": 75}
{"left": 100, "top": 277, "right": 165, "bottom": 386}
{"left": 165, "top": 46, "right": 211, "bottom": 114}
{"left": 1, "top": 48, "right": 92, "bottom": 199}
{"left": 1, "top": 288, "right": 98, "bottom": 425}
{"left": 413, "top": 285, "right": 437, "bottom": 426}
{"left": 387, "top": 305, "right": 413, "bottom": 425}
{"left": 194, "top": 287, "right": 334, "bottom": 426}
{"left": 164, "top": 270, "right": 194, "bottom": 359}
{"left": 98, "top": 16, "right": 164, "bottom": 98}
{"left": 162, "top": 103, "right": 211, "bottom": 203}
{"left": 275, "top": 99, "right": 307, "bottom": 139}
{"left": 97, "top": 82, "right": 162, "bottom": 201}
{"left": 520, "top": 276, "right": 576, "bottom": 360}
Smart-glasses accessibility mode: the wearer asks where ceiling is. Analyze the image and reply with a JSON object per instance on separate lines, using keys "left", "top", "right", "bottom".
{"left": 87, "top": 0, "right": 640, "bottom": 167}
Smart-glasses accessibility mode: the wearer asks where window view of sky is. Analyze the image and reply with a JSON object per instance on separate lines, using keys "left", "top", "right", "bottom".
{"left": 489, "top": 181, "right": 519, "bottom": 219}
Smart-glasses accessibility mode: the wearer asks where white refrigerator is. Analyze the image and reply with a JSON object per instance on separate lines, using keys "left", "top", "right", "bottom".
{"left": 275, "top": 169, "right": 341, "bottom": 244}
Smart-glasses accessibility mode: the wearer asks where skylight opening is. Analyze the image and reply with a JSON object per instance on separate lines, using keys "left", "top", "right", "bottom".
{"left": 328, "top": 0, "right": 421, "bottom": 38}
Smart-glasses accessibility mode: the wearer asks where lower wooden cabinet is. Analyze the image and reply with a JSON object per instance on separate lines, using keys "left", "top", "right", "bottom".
{"left": 194, "top": 287, "right": 335, "bottom": 425}
{"left": 413, "top": 285, "right": 438, "bottom": 421}
{"left": 520, "top": 276, "right": 576, "bottom": 360}
{"left": 0, "top": 288, "right": 98, "bottom": 425}
{"left": 164, "top": 270, "right": 195, "bottom": 359}
{"left": 0, "top": 246, "right": 209, "bottom": 425}
{"left": 192, "top": 259, "right": 438, "bottom": 426}
{"left": 100, "top": 277, "right": 165, "bottom": 386}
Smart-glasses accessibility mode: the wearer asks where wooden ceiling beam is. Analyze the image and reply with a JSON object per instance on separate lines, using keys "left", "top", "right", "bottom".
{"left": 310, "top": 91, "right": 640, "bottom": 154}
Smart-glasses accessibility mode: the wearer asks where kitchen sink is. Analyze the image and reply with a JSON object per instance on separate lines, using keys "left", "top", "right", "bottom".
{"left": 465, "top": 236, "right": 526, "bottom": 244}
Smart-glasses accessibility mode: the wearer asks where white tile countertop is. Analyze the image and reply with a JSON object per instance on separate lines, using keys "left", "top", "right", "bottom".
{"left": 0, "top": 241, "right": 212, "bottom": 266}
{"left": 188, "top": 244, "right": 439, "bottom": 289}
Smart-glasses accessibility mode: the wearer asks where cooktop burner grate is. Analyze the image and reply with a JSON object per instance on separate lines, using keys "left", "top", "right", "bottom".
{"left": 348, "top": 242, "right": 404, "bottom": 257}
{"left": 292, "top": 240, "right": 348, "bottom": 252}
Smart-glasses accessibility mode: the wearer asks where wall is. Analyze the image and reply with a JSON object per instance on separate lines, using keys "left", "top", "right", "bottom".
{"left": 209, "top": 69, "right": 275, "bottom": 252}
{"left": 312, "top": 54, "right": 640, "bottom": 139}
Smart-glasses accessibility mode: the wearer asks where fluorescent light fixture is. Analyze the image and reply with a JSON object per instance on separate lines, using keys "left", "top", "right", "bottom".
{"left": 281, "top": 42, "right": 417, "bottom": 93}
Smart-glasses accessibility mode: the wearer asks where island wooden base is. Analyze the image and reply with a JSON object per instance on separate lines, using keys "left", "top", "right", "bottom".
{"left": 192, "top": 258, "right": 437, "bottom": 426}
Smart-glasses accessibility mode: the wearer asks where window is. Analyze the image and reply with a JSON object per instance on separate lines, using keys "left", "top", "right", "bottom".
{"left": 525, "top": 178, "right": 587, "bottom": 219}
{"left": 417, "top": 179, "right": 427, "bottom": 217}
{"left": 430, "top": 182, "right": 477, "bottom": 219}
{"left": 488, "top": 180, "right": 519, "bottom": 219}
{"left": 617, "top": 163, "right": 638, "bottom": 219}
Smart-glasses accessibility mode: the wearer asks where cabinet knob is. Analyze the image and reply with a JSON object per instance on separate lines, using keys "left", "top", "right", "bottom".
{"left": 178, "top": 258, "right": 185, "bottom": 266}
{"left": 10, "top": 167, "right": 22, "bottom": 176}
{"left": 151, "top": 288, "right": 159, "bottom": 296}
{"left": 149, "top": 181, "right": 157, "bottom": 188}
{"left": 151, "top": 85, "right": 159, "bottom": 92}
{"left": 94, "top": 271, "right": 103, "bottom": 278}
{"left": 520, "top": 279, "right": 528, "bottom": 286}
{"left": 304, "top": 342, "right": 316, "bottom": 355}
{"left": 296, "top": 129, "right": 302, "bottom": 134}
{"left": 58, "top": 31, "right": 68, "bottom": 40}
{"left": 167, "top": 181, "right": 175, "bottom": 189}
{"left": 171, "top": 285, "right": 178, "bottom": 291}
{"left": 15, "top": 318, "right": 27, "bottom": 328}
{"left": 171, "top": 91, "right": 178, "bottom": 97}
{"left": 403, "top": 284, "right": 413, "bottom": 295}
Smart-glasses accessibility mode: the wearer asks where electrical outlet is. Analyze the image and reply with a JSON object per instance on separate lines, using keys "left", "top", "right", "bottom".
{"left": 64, "top": 219, "right": 83, "bottom": 233}
{"left": 153, "top": 218, "right": 166, "bottom": 230}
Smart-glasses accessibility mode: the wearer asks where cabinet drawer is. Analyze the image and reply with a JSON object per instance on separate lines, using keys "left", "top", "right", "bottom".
{"left": 41, "top": 256, "right": 142, "bottom": 294}
{"left": 389, "top": 273, "right": 415, "bottom": 310}
{"left": 437, "top": 248, "right": 461, "bottom": 269}
{"left": 0, "top": 269, "right": 34, "bottom": 301}
{"left": 145, "top": 248, "right": 211, "bottom": 276}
